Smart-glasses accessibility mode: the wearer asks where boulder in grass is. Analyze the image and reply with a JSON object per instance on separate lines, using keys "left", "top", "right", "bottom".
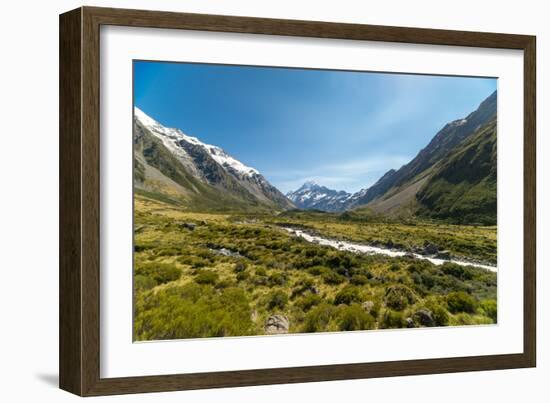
{"left": 413, "top": 309, "right": 436, "bottom": 327}
{"left": 264, "top": 315, "right": 289, "bottom": 335}
{"left": 423, "top": 242, "right": 439, "bottom": 255}
{"left": 177, "top": 221, "right": 197, "bottom": 230}
{"left": 362, "top": 300, "right": 375, "bottom": 313}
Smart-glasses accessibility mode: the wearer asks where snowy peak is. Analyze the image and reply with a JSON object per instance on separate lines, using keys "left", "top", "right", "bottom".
{"left": 207, "top": 145, "right": 259, "bottom": 177}
{"left": 299, "top": 180, "right": 319, "bottom": 190}
{"left": 287, "top": 182, "right": 352, "bottom": 212}
{"left": 133, "top": 107, "right": 294, "bottom": 210}
{"left": 134, "top": 107, "right": 259, "bottom": 178}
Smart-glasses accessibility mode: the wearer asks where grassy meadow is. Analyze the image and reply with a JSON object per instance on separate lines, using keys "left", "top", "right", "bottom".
{"left": 133, "top": 195, "right": 497, "bottom": 341}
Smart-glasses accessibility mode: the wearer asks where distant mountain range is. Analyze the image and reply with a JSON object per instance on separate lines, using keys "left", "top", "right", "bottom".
{"left": 134, "top": 90, "right": 497, "bottom": 224}
{"left": 286, "top": 181, "right": 353, "bottom": 212}
{"left": 286, "top": 90, "right": 497, "bottom": 224}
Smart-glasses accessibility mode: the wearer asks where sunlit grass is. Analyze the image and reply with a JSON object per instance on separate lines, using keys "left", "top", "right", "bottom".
{"left": 134, "top": 195, "right": 497, "bottom": 340}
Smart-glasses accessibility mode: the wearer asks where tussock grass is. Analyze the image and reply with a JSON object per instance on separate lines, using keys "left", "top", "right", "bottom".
{"left": 134, "top": 196, "right": 497, "bottom": 340}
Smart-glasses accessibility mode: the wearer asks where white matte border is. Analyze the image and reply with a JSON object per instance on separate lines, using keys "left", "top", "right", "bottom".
{"left": 100, "top": 25, "right": 524, "bottom": 378}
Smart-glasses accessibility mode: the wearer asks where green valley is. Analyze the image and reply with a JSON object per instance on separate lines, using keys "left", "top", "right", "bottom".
{"left": 132, "top": 88, "right": 499, "bottom": 340}
{"left": 133, "top": 195, "right": 497, "bottom": 340}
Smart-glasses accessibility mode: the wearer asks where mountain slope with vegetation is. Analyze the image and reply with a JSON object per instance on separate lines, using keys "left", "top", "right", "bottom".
{"left": 416, "top": 119, "right": 497, "bottom": 224}
{"left": 348, "top": 91, "right": 497, "bottom": 223}
{"left": 350, "top": 91, "right": 497, "bottom": 211}
{"left": 133, "top": 108, "right": 294, "bottom": 212}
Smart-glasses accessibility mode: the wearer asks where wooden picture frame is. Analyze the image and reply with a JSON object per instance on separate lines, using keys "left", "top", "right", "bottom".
{"left": 59, "top": 6, "right": 536, "bottom": 396}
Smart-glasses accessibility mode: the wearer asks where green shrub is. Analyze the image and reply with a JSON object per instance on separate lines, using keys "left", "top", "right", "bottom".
{"left": 303, "top": 303, "right": 336, "bottom": 333}
{"left": 425, "top": 302, "right": 450, "bottom": 326}
{"left": 177, "top": 254, "right": 211, "bottom": 268}
{"left": 155, "top": 246, "right": 182, "bottom": 257}
{"left": 322, "top": 270, "right": 346, "bottom": 285}
{"left": 451, "top": 313, "right": 486, "bottom": 326}
{"left": 134, "top": 274, "right": 157, "bottom": 291}
{"left": 420, "top": 272, "right": 436, "bottom": 289}
{"left": 134, "top": 262, "right": 181, "bottom": 286}
{"left": 380, "top": 309, "right": 405, "bottom": 329}
{"left": 296, "top": 293, "right": 322, "bottom": 311}
{"left": 291, "top": 278, "right": 317, "bottom": 298}
{"left": 384, "top": 285, "right": 416, "bottom": 311}
{"left": 446, "top": 291, "right": 477, "bottom": 313}
{"left": 362, "top": 299, "right": 381, "bottom": 317}
{"left": 307, "top": 265, "right": 327, "bottom": 276}
{"left": 389, "top": 263, "right": 400, "bottom": 272}
{"left": 480, "top": 299, "right": 497, "bottom": 322}
{"left": 236, "top": 271, "right": 249, "bottom": 282}
{"left": 255, "top": 267, "right": 267, "bottom": 276}
{"left": 441, "top": 263, "right": 474, "bottom": 281}
{"left": 233, "top": 261, "right": 247, "bottom": 273}
{"left": 194, "top": 270, "right": 219, "bottom": 285}
{"left": 268, "top": 272, "right": 287, "bottom": 286}
{"left": 215, "top": 279, "right": 233, "bottom": 289}
{"left": 337, "top": 304, "right": 375, "bottom": 331}
{"left": 267, "top": 290, "right": 288, "bottom": 310}
{"left": 350, "top": 274, "right": 369, "bottom": 285}
{"left": 134, "top": 283, "right": 253, "bottom": 340}
{"left": 334, "top": 286, "right": 362, "bottom": 306}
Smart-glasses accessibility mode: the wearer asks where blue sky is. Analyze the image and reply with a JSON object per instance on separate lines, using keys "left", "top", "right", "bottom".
{"left": 134, "top": 61, "right": 497, "bottom": 193}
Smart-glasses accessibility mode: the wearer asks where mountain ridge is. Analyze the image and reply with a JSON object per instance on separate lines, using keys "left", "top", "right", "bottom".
{"left": 133, "top": 108, "right": 294, "bottom": 211}
{"left": 286, "top": 181, "right": 352, "bottom": 212}
{"left": 285, "top": 90, "right": 497, "bottom": 221}
{"left": 135, "top": 89, "right": 497, "bottom": 222}
{"left": 348, "top": 90, "right": 497, "bottom": 209}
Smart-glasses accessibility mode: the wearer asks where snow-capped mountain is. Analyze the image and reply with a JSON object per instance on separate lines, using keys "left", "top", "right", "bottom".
{"left": 286, "top": 181, "right": 353, "bottom": 212}
{"left": 135, "top": 107, "right": 260, "bottom": 176}
{"left": 134, "top": 108, "right": 294, "bottom": 210}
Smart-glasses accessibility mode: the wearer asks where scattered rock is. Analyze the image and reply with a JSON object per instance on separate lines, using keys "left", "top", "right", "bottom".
{"left": 406, "top": 317, "right": 415, "bottom": 328}
{"left": 178, "top": 222, "right": 197, "bottom": 230}
{"left": 265, "top": 315, "right": 289, "bottom": 334}
{"left": 423, "top": 242, "right": 439, "bottom": 255}
{"left": 362, "top": 300, "right": 375, "bottom": 313}
{"left": 436, "top": 250, "right": 451, "bottom": 259}
{"left": 413, "top": 309, "right": 435, "bottom": 327}
{"left": 308, "top": 285, "right": 319, "bottom": 295}
{"left": 235, "top": 219, "right": 259, "bottom": 225}
{"left": 210, "top": 247, "right": 242, "bottom": 258}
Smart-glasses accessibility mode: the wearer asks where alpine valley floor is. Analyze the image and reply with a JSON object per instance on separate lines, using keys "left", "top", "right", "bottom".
{"left": 133, "top": 195, "right": 497, "bottom": 341}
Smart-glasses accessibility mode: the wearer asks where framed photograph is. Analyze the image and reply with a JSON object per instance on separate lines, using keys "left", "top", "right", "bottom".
{"left": 59, "top": 6, "right": 536, "bottom": 396}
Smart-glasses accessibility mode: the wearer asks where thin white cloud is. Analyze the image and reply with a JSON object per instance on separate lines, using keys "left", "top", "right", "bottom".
{"left": 266, "top": 154, "right": 411, "bottom": 194}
